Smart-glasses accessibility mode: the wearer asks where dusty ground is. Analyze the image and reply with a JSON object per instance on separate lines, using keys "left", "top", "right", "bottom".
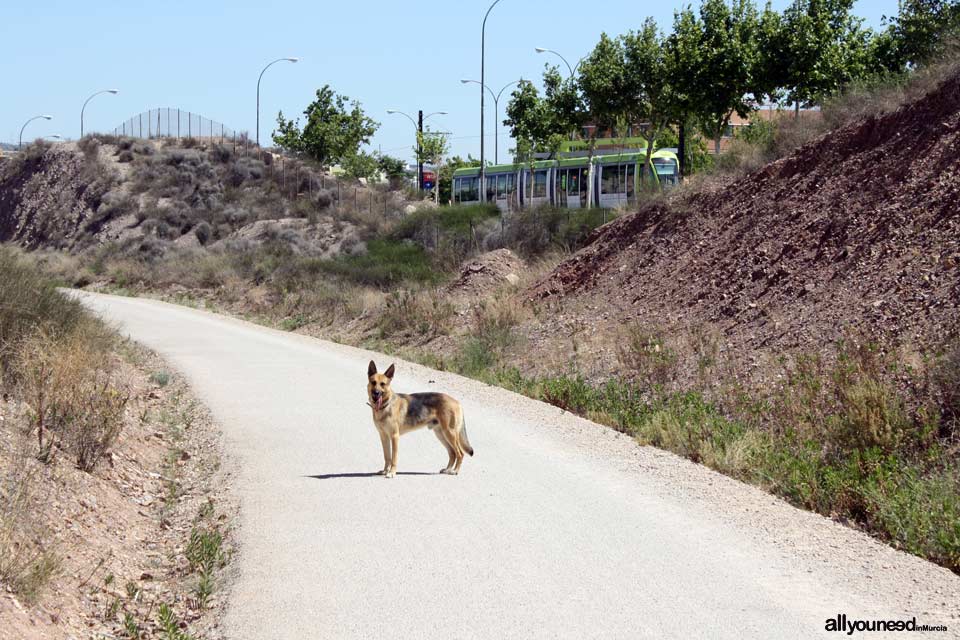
{"left": 0, "top": 343, "right": 235, "bottom": 640}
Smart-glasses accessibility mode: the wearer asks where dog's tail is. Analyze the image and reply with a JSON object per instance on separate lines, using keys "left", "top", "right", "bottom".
{"left": 460, "top": 413, "right": 475, "bottom": 457}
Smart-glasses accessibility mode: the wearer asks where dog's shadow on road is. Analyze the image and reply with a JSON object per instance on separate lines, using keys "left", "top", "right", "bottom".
{"left": 305, "top": 471, "right": 438, "bottom": 480}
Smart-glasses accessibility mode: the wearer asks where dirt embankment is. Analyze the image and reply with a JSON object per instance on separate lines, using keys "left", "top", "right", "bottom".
{"left": 0, "top": 144, "right": 115, "bottom": 250}
{"left": 533, "top": 71, "right": 960, "bottom": 364}
{"left": 0, "top": 347, "right": 234, "bottom": 639}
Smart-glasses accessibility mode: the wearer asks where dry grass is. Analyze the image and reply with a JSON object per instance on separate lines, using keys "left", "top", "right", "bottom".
{"left": 15, "top": 323, "right": 127, "bottom": 471}
{"left": 0, "top": 439, "right": 60, "bottom": 604}
{"left": 375, "top": 289, "right": 455, "bottom": 340}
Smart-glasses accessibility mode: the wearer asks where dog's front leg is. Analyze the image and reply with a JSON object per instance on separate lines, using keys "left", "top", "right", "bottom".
{"left": 378, "top": 430, "right": 391, "bottom": 475}
{"left": 386, "top": 432, "right": 399, "bottom": 478}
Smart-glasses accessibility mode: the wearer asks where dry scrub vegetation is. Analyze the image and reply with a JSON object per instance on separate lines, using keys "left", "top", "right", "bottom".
{"left": 0, "top": 248, "right": 233, "bottom": 638}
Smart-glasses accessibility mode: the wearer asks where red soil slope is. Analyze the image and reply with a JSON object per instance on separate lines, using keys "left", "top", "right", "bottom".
{"left": 533, "top": 73, "right": 960, "bottom": 357}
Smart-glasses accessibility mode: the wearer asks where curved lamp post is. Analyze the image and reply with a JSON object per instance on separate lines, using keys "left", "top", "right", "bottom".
{"left": 480, "top": 0, "right": 505, "bottom": 202}
{"left": 535, "top": 47, "right": 584, "bottom": 77}
{"left": 257, "top": 57, "right": 298, "bottom": 147}
{"left": 19, "top": 115, "right": 53, "bottom": 150}
{"left": 461, "top": 79, "right": 518, "bottom": 165}
{"left": 387, "top": 109, "right": 447, "bottom": 191}
{"left": 81, "top": 90, "right": 119, "bottom": 138}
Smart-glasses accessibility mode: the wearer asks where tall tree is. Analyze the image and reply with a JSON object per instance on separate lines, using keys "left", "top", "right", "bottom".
{"left": 781, "top": 0, "right": 872, "bottom": 112}
{"left": 503, "top": 68, "right": 583, "bottom": 160}
{"left": 578, "top": 33, "right": 632, "bottom": 146}
{"left": 503, "top": 79, "right": 552, "bottom": 159}
{"left": 695, "top": 0, "right": 762, "bottom": 154}
{"left": 622, "top": 18, "right": 677, "bottom": 185}
{"left": 416, "top": 128, "right": 450, "bottom": 203}
{"left": 665, "top": 6, "right": 704, "bottom": 177}
{"left": 273, "top": 85, "right": 379, "bottom": 168}
{"left": 875, "top": 0, "right": 960, "bottom": 71}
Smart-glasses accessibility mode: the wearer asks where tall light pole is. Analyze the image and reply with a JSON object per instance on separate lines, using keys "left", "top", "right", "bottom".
{"left": 387, "top": 109, "right": 447, "bottom": 192}
{"left": 80, "top": 90, "right": 119, "bottom": 138}
{"left": 535, "top": 47, "right": 584, "bottom": 77}
{"left": 480, "top": 0, "right": 505, "bottom": 202}
{"left": 19, "top": 115, "right": 53, "bottom": 150}
{"left": 257, "top": 57, "right": 298, "bottom": 147}
{"left": 461, "top": 79, "right": 518, "bottom": 165}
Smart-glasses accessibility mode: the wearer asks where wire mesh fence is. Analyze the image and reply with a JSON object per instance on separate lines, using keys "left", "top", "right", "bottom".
{"left": 111, "top": 108, "right": 239, "bottom": 143}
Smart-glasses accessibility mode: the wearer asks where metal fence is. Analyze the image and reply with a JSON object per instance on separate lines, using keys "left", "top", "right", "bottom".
{"left": 111, "top": 108, "right": 240, "bottom": 143}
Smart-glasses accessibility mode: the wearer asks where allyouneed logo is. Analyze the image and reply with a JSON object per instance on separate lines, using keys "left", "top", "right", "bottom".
{"left": 825, "top": 613, "right": 949, "bottom": 635}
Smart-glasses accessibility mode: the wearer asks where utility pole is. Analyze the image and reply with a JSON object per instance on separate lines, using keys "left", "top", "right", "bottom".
{"left": 418, "top": 110, "right": 424, "bottom": 192}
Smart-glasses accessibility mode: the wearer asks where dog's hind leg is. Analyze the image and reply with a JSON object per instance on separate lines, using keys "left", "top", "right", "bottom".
{"left": 434, "top": 428, "right": 456, "bottom": 474}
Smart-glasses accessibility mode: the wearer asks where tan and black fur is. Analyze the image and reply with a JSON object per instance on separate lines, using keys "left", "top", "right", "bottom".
{"left": 367, "top": 361, "right": 473, "bottom": 478}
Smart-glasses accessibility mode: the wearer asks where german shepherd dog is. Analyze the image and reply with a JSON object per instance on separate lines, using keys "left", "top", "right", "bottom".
{"left": 367, "top": 361, "right": 473, "bottom": 478}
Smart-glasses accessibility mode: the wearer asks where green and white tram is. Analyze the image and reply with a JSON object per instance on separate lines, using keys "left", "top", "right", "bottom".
{"left": 452, "top": 149, "right": 679, "bottom": 210}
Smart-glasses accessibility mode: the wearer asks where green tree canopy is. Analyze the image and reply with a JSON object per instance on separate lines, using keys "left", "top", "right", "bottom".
{"left": 622, "top": 18, "right": 677, "bottom": 183}
{"left": 273, "top": 85, "right": 379, "bottom": 168}
{"left": 874, "top": 0, "right": 960, "bottom": 72}
{"left": 578, "top": 32, "right": 632, "bottom": 145}
{"left": 780, "top": 0, "right": 872, "bottom": 108}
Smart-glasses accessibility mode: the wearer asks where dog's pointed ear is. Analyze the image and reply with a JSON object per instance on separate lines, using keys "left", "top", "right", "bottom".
{"left": 384, "top": 364, "right": 396, "bottom": 380}
{"left": 367, "top": 361, "right": 377, "bottom": 377}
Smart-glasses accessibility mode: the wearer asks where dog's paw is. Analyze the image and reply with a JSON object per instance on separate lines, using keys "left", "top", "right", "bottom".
{"left": 377, "top": 469, "right": 388, "bottom": 476}
{"left": 384, "top": 470, "right": 396, "bottom": 479}
{"left": 439, "top": 468, "right": 451, "bottom": 475}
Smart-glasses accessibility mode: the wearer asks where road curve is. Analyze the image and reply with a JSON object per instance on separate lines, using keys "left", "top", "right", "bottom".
{"left": 75, "top": 291, "right": 960, "bottom": 639}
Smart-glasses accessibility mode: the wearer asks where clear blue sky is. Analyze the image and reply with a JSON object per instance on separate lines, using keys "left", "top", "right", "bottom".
{"left": 1, "top": 0, "right": 898, "bottom": 162}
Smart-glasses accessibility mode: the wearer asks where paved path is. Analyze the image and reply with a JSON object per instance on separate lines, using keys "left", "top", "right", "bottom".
{"left": 76, "top": 292, "right": 960, "bottom": 639}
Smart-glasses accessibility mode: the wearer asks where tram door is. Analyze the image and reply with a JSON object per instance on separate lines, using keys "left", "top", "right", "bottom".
{"left": 556, "top": 168, "right": 587, "bottom": 209}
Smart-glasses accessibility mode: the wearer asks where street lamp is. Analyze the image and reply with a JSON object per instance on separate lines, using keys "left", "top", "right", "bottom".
{"left": 19, "top": 115, "right": 53, "bottom": 150}
{"left": 387, "top": 109, "right": 447, "bottom": 191}
{"left": 257, "top": 57, "right": 298, "bottom": 147}
{"left": 480, "top": 0, "right": 505, "bottom": 202}
{"left": 461, "top": 79, "right": 518, "bottom": 165}
{"left": 80, "top": 90, "right": 119, "bottom": 138}
{"left": 535, "top": 47, "right": 583, "bottom": 77}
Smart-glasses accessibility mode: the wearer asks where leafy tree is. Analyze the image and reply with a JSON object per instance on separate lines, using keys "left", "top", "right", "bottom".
{"left": 694, "top": 0, "right": 763, "bottom": 154}
{"left": 504, "top": 80, "right": 552, "bottom": 158}
{"left": 622, "top": 18, "right": 677, "bottom": 185}
{"left": 665, "top": 6, "right": 704, "bottom": 177}
{"left": 578, "top": 33, "right": 632, "bottom": 148}
{"left": 273, "top": 85, "right": 379, "bottom": 168}
{"left": 875, "top": 0, "right": 960, "bottom": 71}
{"left": 377, "top": 154, "right": 408, "bottom": 182}
{"left": 416, "top": 128, "right": 450, "bottom": 203}
{"left": 541, "top": 66, "right": 586, "bottom": 144}
{"left": 341, "top": 150, "right": 380, "bottom": 181}
{"left": 780, "top": 0, "right": 873, "bottom": 111}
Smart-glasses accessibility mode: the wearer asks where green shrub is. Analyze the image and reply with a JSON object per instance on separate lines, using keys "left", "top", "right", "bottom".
{"left": 318, "top": 239, "right": 440, "bottom": 286}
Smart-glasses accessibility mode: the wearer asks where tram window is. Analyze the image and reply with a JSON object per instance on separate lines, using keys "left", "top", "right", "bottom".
{"left": 601, "top": 167, "right": 617, "bottom": 194}
{"left": 533, "top": 171, "right": 548, "bottom": 198}
{"left": 461, "top": 177, "right": 478, "bottom": 202}
{"left": 569, "top": 169, "right": 580, "bottom": 194}
{"left": 626, "top": 165, "right": 635, "bottom": 197}
{"left": 507, "top": 173, "right": 516, "bottom": 196}
{"left": 496, "top": 175, "right": 507, "bottom": 199}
